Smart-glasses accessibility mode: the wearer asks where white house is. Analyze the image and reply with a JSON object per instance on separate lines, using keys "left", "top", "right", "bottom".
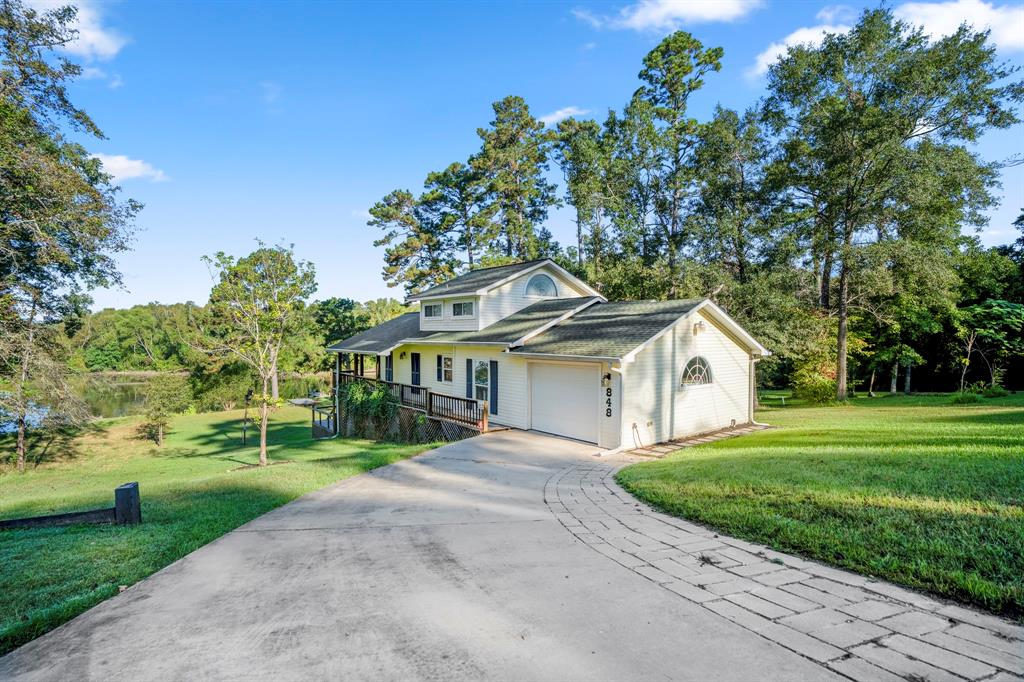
{"left": 328, "top": 259, "right": 769, "bottom": 450}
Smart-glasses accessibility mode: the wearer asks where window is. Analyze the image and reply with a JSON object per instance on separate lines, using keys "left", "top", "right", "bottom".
{"left": 423, "top": 303, "right": 442, "bottom": 318}
{"left": 384, "top": 353, "right": 393, "bottom": 382}
{"left": 437, "top": 354, "right": 453, "bottom": 383}
{"left": 525, "top": 273, "right": 558, "bottom": 298}
{"left": 474, "top": 360, "right": 489, "bottom": 401}
{"left": 452, "top": 301, "right": 474, "bottom": 317}
{"left": 681, "top": 357, "right": 712, "bottom": 386}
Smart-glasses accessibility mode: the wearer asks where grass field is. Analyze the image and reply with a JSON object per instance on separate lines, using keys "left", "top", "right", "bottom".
{"left": 0, "top": 406, "right": 431, "bottom": 655}
{"left": 617, "top": 393, "right": 1024, "bottom": 619}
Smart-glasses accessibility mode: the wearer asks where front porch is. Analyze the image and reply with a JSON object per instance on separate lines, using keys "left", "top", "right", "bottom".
{"left": 336, "top": 370, "right": 489, "bottom": 431}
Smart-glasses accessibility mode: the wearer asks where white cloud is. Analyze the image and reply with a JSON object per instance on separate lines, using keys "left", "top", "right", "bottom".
{"left": 27, "top": 0, "right": 127, "bottom": 60}
{"left": 539, "top": 106, "right": 591, "bottom": 126}
{"left": 748, "top": 23, "right": 851, "bottom": 78}
{"left": 259, "top": 81, "right": 283, "bottom": 104}
{"left": 573, "top": 0, "right": 762, "bottom": 31}
{"left": 894, "top": 0, "right": 1024, "bottom": 52}
{"left": 93, "top": 154, "right": 168, "bottom": 183}
{"left": 816, "top": 5, "right": 856, "bottom": 23}
{"left": 582, "top": 41, "right": 598, "bottom": 51}
{"left": 79, "top": 66, "right": 123, "bottom": 89}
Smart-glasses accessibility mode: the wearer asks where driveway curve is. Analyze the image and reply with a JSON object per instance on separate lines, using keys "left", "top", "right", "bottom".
{"left": 1, "top": 431, "right": 839, "bottom": 681}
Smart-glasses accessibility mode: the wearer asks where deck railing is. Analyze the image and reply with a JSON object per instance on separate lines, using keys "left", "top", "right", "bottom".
{"left": 337, "top": 371, "right": 487, "bottom": 430}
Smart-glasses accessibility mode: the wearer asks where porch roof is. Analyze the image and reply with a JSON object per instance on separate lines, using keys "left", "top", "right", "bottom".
{"left": 326, "top": 312, "right": 430, "bottom": 354}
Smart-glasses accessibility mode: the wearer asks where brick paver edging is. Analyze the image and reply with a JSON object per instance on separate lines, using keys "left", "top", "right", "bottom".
{"left": 544, "top": 461, "right": 1024, "bottom": 682}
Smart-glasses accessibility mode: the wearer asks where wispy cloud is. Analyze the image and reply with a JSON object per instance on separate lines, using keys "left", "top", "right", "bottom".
{"left": 27, "top": 0, "right": 127, "bottom": 60}
{"left": 815, "top": 5, "right": 857, "bottom": 23}
{"left": 259, "top": 81, "right": 283, "bottom": 104}
{"left": 80, "top": 66, "right": 124, "bottom": 89}
{"left": 93, "top": 154, "right": 168, "bottom": 183}
{"left": 895, "top": 0, "right": 1024, "bottom": 52}
{"left": 573, "top": 0, "right": 763, "bottom": 31}
{"left": 747, "top": 23, "right": 851, "bottom": 78}
{"left": 539, "top": 106, "right": 591, "bottom": 126}
{"left": 582, "top": 41, "right": 598, "bottom": 51}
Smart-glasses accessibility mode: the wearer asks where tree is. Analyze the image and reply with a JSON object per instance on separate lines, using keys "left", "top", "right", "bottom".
{"left": 957, "top": 299, "right": 1024, "bottom": 389}
{"left": 368, "top": 189, "right": 457, "bottom": 294}
{"left": 764, "top": 8, "right": 1022, "bottom": 399}
{"left": 200, "top": 243, "right": 316, "bottom": 466}
{"left": 1, "top": 0, "right": 137, "bottom": 469}
{"left": 472, "top": 96, "right": 557, "bottom": 260}
{"left": 633, "top": 31, "right": 723, "bottom": 296}
{"left": 140, "top": 375, "right": 191, "bottom": 446}
{"left": 421, "top": 162, "right": 497, "bottom": 269}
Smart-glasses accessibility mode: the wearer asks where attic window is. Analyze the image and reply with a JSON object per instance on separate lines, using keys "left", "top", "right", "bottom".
{"left": 452, "top": 301, "right": 474, "bottom": 317}
{"left": 525, "top": 273, "right": 557, "bottom": 298}
{"left": 681, "top": 357, "right": 712, "bottom": 386}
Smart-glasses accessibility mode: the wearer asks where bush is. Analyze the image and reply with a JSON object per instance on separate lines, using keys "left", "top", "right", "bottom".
{"left": 791, "top": 368, "right": 836, "bottom": 405}
{"left": 140, "top": 376, "right": 192, "bottom": 445}
{"left": 950, "top": 392, "right": 982, "bottom": 405}
{"left": 982, "top": 385, "right": 1009, "bottom": 398}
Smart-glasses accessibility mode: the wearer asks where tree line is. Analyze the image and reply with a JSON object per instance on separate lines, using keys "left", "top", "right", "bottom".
{"left": 368, "top": 9, "right": 1024, "bottom": 400}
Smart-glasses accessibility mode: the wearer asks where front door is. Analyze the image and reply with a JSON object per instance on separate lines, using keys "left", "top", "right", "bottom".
{"left": 410, "top": 352, "right": 421, "bottom": 386}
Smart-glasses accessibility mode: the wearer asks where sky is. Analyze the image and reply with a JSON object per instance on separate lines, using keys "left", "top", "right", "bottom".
{"left": 44, "top": 0, "right": 1024, "bottom": 310}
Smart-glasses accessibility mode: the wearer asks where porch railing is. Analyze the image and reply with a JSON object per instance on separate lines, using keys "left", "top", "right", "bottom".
{"left": 337, "top": 371, "right": 488, "bottom": 431}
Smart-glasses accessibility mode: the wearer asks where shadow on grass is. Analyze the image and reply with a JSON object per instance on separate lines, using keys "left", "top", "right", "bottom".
{"left": 0, "top": 422, "right": 111, "bottom": 470}
{"left": 925, "top": 409, "right": 1024, "bottom": 426}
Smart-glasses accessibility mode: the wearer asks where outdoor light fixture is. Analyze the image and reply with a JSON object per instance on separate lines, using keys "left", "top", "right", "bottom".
{"left": 693, "top": 321, "right": 706, "bottom": 335}
{"left": 400, "top": 351, "right": 406, "bottom": 359}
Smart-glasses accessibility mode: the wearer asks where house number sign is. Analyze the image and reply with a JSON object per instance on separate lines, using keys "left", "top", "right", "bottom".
{"left": 605, "top": 386, "right": 613, "bottom": 418}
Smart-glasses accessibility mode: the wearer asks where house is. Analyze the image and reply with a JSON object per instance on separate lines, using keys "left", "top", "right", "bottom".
{"left": 328, "top": 259, "right": 769, "bottom": 450}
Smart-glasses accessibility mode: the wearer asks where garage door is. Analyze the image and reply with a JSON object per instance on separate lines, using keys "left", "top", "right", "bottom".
{"left": 529, "top": 363, "right": 599, "bottom": 443}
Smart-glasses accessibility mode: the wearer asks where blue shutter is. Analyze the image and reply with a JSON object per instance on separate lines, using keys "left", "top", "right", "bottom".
{"left": 436, "top": 354, "right": 442, "bottom": 382}
{"left": 489, "top": 360, "right": 498, "bottom": 414}
{"left": 466, "top": 359, "right": 473, "bottom": 399}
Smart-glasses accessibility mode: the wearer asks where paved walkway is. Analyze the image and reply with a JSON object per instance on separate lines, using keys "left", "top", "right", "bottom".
{"left": 625, "top": 422, "right": 771, "bottom": 458}
{"left": 548, "top": 461, "right": 1024, "bottom": 682}
{"left": 2, "top": 430, "right": 1020, "bottom": 681}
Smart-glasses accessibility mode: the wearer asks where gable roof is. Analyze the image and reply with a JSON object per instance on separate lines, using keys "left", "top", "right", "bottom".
{"left": 407, "top": 259, "right": 602, "bottom": 301}
{"left": 325, "top": 312, "right": 429, "bottom": 354}
{"left": 509, "top": 300, "right": 704, "bottom": 360}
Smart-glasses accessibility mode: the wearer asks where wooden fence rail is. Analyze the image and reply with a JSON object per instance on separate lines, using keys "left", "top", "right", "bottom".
{"left": 0, "top": 482, "right": 142, "bottom": 530}
{"left": 337, "top": 371, "right": 487, "bottom": 430}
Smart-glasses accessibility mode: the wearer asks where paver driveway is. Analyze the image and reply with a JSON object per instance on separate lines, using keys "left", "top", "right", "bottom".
{"left": 1, "top": 430, "right": 838, "bottom": 681}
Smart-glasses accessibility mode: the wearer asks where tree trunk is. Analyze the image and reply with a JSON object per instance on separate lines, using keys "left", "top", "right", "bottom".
{"left": 258, "top": 377, "right": 270, "bottom": 466}
{"left": 890, "top": 364, "right": 898, "bottom": 394}
{"left": 959, "top": 334, "right": 974, "bottom": 392}
{"left": 271, "top": 371, "right": 279, "bottom": 400}
{"left": 157, "top": 425, "right": 164, "bottom": 446}
{"left": 835, "top": 261, "right": 850, "bottom": 401}
{"left": 903, "top": 363, "right": 912, "bottom": 395}
{"left": 868, "top": 369, "right": 876, "bottom": 397}
{"left": 819, "top": 250, "right": 833, "bottom": 310}
{"left": 15, "top": 299, "right": 38, "bottom": 473}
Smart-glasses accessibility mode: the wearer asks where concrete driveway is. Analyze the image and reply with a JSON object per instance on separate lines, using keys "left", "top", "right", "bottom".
{"left": 1, "top": 430, "right": 837, "bottom": 681}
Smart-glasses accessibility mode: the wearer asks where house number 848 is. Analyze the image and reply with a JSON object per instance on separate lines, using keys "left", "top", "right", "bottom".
{"left": 605, "top": 387, "right": 613, "bottom": 417}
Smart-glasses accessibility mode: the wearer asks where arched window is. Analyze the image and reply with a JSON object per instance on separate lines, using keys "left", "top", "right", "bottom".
{"left": 681, "top": 357, "right": 712, "bottom": 386}
{"left": 525, "top": 273, "right": 558, "bottom": 298}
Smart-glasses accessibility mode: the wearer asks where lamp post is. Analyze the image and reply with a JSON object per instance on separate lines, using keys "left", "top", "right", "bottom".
{"left": 242, "top": 388, "right": 254, "bottom": 445}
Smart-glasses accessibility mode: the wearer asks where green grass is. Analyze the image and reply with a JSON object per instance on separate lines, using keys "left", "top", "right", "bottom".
{"left": 0, "top": 406, "right": 431, "bottom": 655}
{"left": 617, "top": 392, "right": 1024, "bottom": 619}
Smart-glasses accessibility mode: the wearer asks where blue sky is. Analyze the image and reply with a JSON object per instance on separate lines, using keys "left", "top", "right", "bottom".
{"left": 51, "top": 0, "right": 1024, "bottom": 310}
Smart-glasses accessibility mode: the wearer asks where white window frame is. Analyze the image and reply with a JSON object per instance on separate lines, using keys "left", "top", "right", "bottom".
{"left": 452, "top": 301, "right": 475, "bottom": 317}
{"left": 525, "top": 273, "right": 558, "bottom": 298}
{"left": 441, "top": 355, "right": 454, "bottom": 383}
{"left": 474, "top": 360, "right": 489, "bottom": 401}
{"left": 680, "top": 356, "right": 713, "bottom": 387}
{"left": 423, "top": 303, "right": 442, "bottom": 318}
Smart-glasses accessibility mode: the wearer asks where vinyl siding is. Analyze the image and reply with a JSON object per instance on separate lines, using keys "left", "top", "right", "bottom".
{"left": 419, "top": 297, "right": 481, "bottom": 332}
{"left": 392, "top": 344, "right": 530, "bottom": 429}
{"left": 478, "top": 266, "right": 589, "bottom": 329}
{"left": 620, "top": 310, "right": 751, "bottom": 448}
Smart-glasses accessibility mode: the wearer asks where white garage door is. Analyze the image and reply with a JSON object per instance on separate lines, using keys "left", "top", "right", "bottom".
{"left": 529, "top": 363, "right": 599, "bottom": 443}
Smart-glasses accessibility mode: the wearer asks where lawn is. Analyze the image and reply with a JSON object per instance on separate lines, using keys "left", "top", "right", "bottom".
{"left": 616, "top": 393, "right": 1024, "bottom": 619}
{"left": 0, "top": 406, "right": 432, "bottom": 655}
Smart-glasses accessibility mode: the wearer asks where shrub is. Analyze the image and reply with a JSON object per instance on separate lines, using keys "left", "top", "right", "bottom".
{"left": 791, "top": 368, "right": 836, "bottom": 405}
{"left": 950, "top": 392, "right": 982, "bottom": 405}
{"left": 140, "top": 376, "right": 192, "bottom": 445}
{"left": 981, "top": 385, "right": 1009, "bottom": 398}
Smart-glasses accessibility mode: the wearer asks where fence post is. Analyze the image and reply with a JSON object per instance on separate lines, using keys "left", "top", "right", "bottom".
{"left": 426, "top": 390, "right": 433, "bottom": 416}
{"left": 480, "top": 402, "right": 489, "bottom": 432}
{"left": 114, "top": 482, "right": 141, "bottom": 525}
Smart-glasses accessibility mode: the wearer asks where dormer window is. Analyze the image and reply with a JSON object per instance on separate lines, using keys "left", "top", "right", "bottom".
{"left": 423, "top": 304, "right": 442, "bottom": 318}
{"left": 525, "top": 273, "right": 558, "bottom": 298}
{"left": 452, "top": 301, "right": 474, "bottom": 317}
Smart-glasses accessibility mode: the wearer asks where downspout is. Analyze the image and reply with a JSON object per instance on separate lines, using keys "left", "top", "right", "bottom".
{"left": 750, "top": 354, "right": 768, "bottom": 427}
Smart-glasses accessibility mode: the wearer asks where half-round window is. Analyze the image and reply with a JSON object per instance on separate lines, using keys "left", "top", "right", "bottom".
{"left": 681, "top": 357, "right": 712, "bottom": 386}
{"left": 525, "top": 273, "right": 558, "bottom": 298}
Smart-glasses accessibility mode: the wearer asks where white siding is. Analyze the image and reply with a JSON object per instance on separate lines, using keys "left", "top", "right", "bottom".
{"left": 391, "top": 344, "right": 530, "bottom": 429}
{"left": 419, "top": 296, "right": 481, "bottom": 332}
{"left": 478, "top": 266, "right": 590, "bottom": 329}
{"left": 620, "top": 310, "right": 751, "bottom": 448}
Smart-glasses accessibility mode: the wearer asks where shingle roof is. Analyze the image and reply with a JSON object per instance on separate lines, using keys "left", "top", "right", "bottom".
{"left": 417, "top": 297, "right": 601, "bottom": 345}
{"left": 326, "top": 313, "right": 429, "bottom": 353}
{"left": 509, "top": 300, "right": 703, "bottom": 359}
{"left": 410, "top": 260, "right": 550, "bottom": 300}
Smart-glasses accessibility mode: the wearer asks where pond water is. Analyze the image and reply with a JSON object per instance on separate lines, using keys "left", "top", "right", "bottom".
{"left": 79, "top": 374, "right": 330, "bottom": 418}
